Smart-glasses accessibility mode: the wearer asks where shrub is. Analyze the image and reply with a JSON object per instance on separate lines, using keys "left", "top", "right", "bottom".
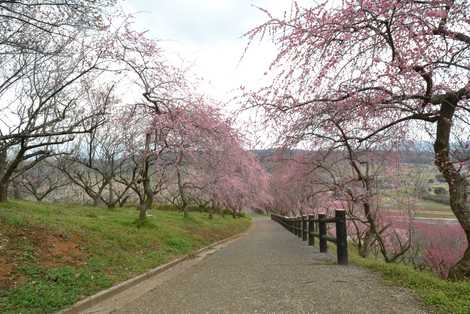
{"left": 415, "top": 222, "right": 467, "bottom": 278}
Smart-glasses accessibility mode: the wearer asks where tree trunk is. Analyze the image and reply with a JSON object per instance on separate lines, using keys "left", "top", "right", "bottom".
{"left": 0, "top": 149, "right": 9, "bottom": 202}
{"left": 145, "top": 194, "right": 153, "bottom": 212}
{"left": 139, "top": 133, "right": 152, "bottom": 225}
{"left": 348, "top": 155, "right": 378, "bottom": 259}
{"left": 12, "top": 184, "right": 22, "bottom": 200}
{"left": 107, "top": 178, "right": 115, "bottom": 209}
{"left": 175, "top": 152, "right": 188, "bottom": 218}
{"left": 92, "top": 196, "right": 102, "bottom": 207}
{"left": 0, "top": 181, "right": 8, "bottom": 202}
{"left": 119, "top": 195, "right": 129, "bottom": 207}
{"left": 139, "top": 203, "right": 147, "bottom": 225}
{"left": 359, "top": 229, "right": 374, "bottom": 258}
{"left": 434, "top": 98, "right": 470, "bottom": 280}
{"left": 207, "top": 200, "right": 213, "bottom": 219}
{"left": 360, "top": 200, "right": 384, "bottom": 259}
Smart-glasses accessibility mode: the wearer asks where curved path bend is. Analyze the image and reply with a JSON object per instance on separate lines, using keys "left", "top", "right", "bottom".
{"left": 86, "top": 218, "right": 428, "bottom": 314}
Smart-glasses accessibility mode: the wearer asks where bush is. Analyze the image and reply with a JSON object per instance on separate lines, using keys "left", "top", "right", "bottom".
{"left": 414, "top": 221, "right": 467, "bottom": 278}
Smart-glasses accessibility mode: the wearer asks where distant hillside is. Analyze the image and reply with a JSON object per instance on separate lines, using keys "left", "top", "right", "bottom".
{"left": 251, "top": 145, "right": 436, "bottom": 168}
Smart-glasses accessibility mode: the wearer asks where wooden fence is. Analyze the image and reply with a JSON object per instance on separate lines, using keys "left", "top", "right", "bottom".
{"left": 271, "top": 210, "right": 348, "bottom": 265}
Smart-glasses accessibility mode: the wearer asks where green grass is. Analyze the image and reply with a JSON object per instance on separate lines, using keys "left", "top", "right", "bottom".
{"left": 415, "top": 199, "right": 452, "bottom": 213}
{"left": 414, "top": 211, "right": 456, "bottom": 219}
{"left": 381, "top": 192, "right": 455, "bottom": 219}
{"left": 0, "top": 200, "right": 250, "bottom": 314}
{"left": 348, "top": 249, "right": 470, "bottom": 314}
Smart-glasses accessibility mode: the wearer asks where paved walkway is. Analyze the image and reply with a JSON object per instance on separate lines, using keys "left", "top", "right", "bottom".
{"left": 87, "top": 218, "right": 429, "bottom": 314}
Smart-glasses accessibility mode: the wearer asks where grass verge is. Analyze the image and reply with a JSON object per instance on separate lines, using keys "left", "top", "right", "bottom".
{"left": 348, "top": 249, "right": 470, "bottom": 314}
{"left": 0, "top": 200, "right": 250, "bottom": 314}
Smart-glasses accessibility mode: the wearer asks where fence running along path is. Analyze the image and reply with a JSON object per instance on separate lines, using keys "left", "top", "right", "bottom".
{"left": 271, "top": 210, "right": 348, "bottom": 265}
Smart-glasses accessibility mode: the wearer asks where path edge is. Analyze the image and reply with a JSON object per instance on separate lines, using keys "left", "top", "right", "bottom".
{"left": 56, "top": 228, "right": 249, "bottom": 314}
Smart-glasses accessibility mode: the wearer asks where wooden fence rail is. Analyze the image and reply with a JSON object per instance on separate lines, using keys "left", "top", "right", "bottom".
{"left": 271, "top": 210, "right": 348, "bottom": 265}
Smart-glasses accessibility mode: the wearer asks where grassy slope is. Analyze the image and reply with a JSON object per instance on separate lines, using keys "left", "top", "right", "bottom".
{"left": 348, "top": 249, "right": 470, "bottom": 314}
{"left": 0, "top": 200, "right": 250, "bottom": 314}
{"left": 381, "top": 193, "right": 455, "bottom": 219}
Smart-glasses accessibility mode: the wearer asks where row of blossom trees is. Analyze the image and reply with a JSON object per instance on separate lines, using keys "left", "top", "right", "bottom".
{"left": 268, "top": 145, "right": 412, "bottom": 262}
{"left": 0, "top": 1, "right": 272, "bottom": 223}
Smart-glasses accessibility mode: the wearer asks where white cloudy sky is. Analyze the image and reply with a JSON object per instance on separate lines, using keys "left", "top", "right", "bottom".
{"left": 123, "top": 0, "right": 306, "bottom": 103}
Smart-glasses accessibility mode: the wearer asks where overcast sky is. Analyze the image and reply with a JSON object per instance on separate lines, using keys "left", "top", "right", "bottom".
{"left": 120, "top": 1, "right": 440, "bottom": 148}
{"left": 124, "top": 0, "right": 305, "bottom": 103}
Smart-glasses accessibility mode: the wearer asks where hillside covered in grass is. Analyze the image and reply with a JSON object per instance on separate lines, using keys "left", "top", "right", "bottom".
{"left": 0, "top": 201, "right": 251, "bottom": 314}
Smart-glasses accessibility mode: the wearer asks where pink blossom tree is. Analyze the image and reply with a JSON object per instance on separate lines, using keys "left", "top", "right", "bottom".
{"left": 109, "top": 22, "right": 189, "bottom": 223}
{"left": 153, "top": 99, "right": 272, "bottom": 218}
{"left": 269, "top": 153, "right": 325, "bottom": 216}
{"left": 247, "top": 0, "right": 470, "bottom": 279}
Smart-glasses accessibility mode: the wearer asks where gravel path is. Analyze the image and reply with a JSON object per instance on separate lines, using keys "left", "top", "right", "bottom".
{"left": 112, "top": 218, "right": 429, "bottom": 314}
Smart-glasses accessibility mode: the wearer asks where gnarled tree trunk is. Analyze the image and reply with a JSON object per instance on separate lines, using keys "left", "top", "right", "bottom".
{"left": 175, "top": 151, "right": 188, "bottom": 218}
{"left": 0, "top": 146, "right": 26, "bottom": 202}
{"left": 138, "top": 133, "right": 153, "bottom": 225}
{"left": 0, "top": 181, "right": 8, "bottom": 202}
{"left": 434, "top": 97, "right": 470, "bottom": 280}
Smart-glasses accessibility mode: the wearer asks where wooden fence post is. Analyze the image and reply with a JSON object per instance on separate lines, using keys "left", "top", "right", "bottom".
{"left": 335, "top": 210, "right": 348, "bottom": 265}
{"left": 297, "top": 217, "right": 301, "bottom": 237}
{"left": 294, "top": 217, "right": 298, "bottom": 235}
{"left": 308, "top": 214, "right": 315, "bottom": 246}
{"left": 302, "top": 215, "right": 307, "bottom": 241}
{"left": 299, "top": 216, "right": 302, "bottom": 239}
{"left": 318, "top": 213, "right": 327, "bottom": 253}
